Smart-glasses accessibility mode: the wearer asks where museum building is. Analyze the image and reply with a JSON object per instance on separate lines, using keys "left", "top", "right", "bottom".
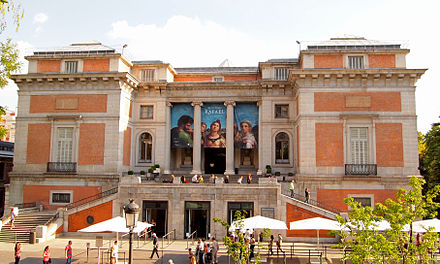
{"left": 8, "top": 37, "right": 425, "bottom": 240}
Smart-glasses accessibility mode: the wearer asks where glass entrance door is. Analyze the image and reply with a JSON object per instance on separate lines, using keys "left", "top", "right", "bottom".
{"left": 184, "top": 201, "right": 210, "bottom": 239}
{"left": 142, "top": 201, "right": 168, "bottom": 237}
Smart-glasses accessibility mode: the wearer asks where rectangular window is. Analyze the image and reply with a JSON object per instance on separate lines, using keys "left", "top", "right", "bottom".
{"left": 142, "top": 69, "right": 156, "bottom": 82}
{"left": 65, "top": 61, "right": 78, "bottom": 73}
{"left": 140, "top": 105, "right": 154, "bottom": 119}
{"left": 56, "top": 127, "right": 74, "bottom": 162}
{"left": 350, "top": 127, "right": 368, "bottom": 164}
{"left": 261, "top": 207, "right": 275, "bottom": 218}
{"left": 50, "top": 191, "right": 72, "bottom": 204}
{"left": 227, "top": 202, "right": 254, "bottom": 224}
{"left": 275, "top": 104, "right": 289, "bottom": 118}
{"left": 352, "top": 197, "right": 372, "bottom": 207}
{"left": 348, "top": 56, "right": 364, "bottom": 69}
{"left": 274, "top": 68, "right": 288, "bottom": 80}
{"left": 213, "top": 76, "right": 224, "bottom": 82}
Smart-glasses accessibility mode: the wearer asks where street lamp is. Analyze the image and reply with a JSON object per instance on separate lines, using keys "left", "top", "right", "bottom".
{"left": 123, "top": 199, "right": 139, "bottom": 264}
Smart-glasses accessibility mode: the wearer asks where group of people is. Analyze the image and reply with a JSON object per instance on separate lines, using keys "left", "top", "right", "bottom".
{"left": 177, "top": 173, "right": 255, "bottom": 184}
{"left": 13, "top": 240, "right": 72, "bottom": 264}
{"left": 188, "top": 237, "right": 219, "bottom": 264}
{"left": 289, "top": 179, "right": 311, "bottom": 203}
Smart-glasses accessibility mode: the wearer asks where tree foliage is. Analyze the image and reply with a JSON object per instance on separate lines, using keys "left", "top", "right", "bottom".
{"left": 214, "top": 211, "right": 269, "bottom": 264}
{"left": 0, "top": 105, "right": 6, "bottom": 138}
{"left": 333, "top": 176, "right": 440, "bottom": 264}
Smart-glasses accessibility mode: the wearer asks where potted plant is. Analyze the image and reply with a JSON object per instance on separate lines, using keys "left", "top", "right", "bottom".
{"left": 288, "top": 172, "right": 294, "bottom": 177}
{"left": 140, "top": 170, "right": 146, "bottom": 176}
{"left": 275, "top": 171, "right": 281, "bottom": 176}
{"left": 266, "top": 165, "right": 272, "bottom": 176}
{"left": 153, "top": 164, "right": 161, "bottom": 174}
{"left": 127, "top": 170, "right": 134, "bottom": 176}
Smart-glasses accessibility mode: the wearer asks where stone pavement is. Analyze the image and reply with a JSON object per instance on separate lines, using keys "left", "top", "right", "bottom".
{"left": 0, "top": 236, "right": 342, "bottom": 264}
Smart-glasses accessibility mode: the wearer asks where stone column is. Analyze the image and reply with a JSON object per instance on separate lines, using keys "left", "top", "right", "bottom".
{"left": 191, "top": 102, "right": 203, "bottom": 174}
{"left": 164, "top": 102, "right": 172, "bottom": 174}
{"left": 224, "top": 101, "right": 236, "bottom": 175}
{"left": 257, "top": 100, "right": 264, "bottom": 175}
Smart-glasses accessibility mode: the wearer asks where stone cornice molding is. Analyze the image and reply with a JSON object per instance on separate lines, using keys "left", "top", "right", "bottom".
{"left": 290, "top": 68, "right": 426, "bottom": 81}
{"left": 11, "top": 72, "right": 139, "bottom": 88}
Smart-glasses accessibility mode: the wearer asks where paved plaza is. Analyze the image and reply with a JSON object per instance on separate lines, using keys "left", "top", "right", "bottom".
{"left": 0, "top": 235, "right": 342, "bottom": 263}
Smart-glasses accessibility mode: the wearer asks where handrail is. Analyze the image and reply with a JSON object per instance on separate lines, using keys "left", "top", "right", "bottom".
{"left": 65, "top": 187, "right": 118, "bottom": 209}
{"left": 161, "top": 229, "right": 176, "bottom": 264}
{"left": 186, "top": 230, "right": 197, "bottom": 249}
{"left": 43, "top": 211, "right": 60, "bottom": 226}
{"left": 281, "top": 190, "right": 342, "bottom": 214}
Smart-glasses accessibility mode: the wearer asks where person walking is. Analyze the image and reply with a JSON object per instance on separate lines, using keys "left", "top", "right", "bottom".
{"left": 110, "top": 241, "right": 118, "bottom": 264}
{"left": 14, "top": 242, "right": 21, "bottom": 264}
{"left": 249, "top": 235, "right": 256, "bottom": 261}
{"left": 289, "top": 180, "right": 295, "bottom": 198}
{"left": 65, "top": 240, "right": 73, "bottom": 264}
{"left": 305, "top": 188, "right": 310, "bottom": 203}
{"left": 10, "top": 208, "right": 16, "bottom": 229}
{"left": 211, "top": 237, "right": 219, "bottom": 264}
{"left": 42, "top": 246, "right": 51, "bottom": 264}
{"left": 268, "top": 235, "right": 274, "bottom": 255}
{"left": 150, "top": 233, "right": 160, "bottom": 258}
{"left": 276, "top": 234, "right": 284, "bottom": 253}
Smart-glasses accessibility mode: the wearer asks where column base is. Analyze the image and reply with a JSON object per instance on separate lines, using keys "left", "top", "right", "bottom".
{"left": 224, "top": 170, "right": 235, "bottom": 175}
{"left": 190, "top": 170, "right": 203, "bottom": 175}
{"left": 257, "top": 169, "right": 263, "bottom": 176}
{"left": 163, "top": 170, "right": 171, "bottom": 175}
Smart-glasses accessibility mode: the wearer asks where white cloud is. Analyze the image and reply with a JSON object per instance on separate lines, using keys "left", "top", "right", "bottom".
{"left": 33, "top": 13, "right": 48, "bottom": 34}
{"left": 107, "top": 16, "right": 294, "bottom": 67}
{"left": 33, "top": 13, "right": 48, "bottom": 24}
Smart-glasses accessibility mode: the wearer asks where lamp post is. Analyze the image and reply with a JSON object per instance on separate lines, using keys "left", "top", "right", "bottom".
{"left": 123, "top": 199, "right": 139, "bottom": 264}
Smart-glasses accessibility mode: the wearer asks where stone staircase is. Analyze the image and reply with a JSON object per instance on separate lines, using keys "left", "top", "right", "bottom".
{"left": 0, "top": 211, "right": 56, "bottom": 243}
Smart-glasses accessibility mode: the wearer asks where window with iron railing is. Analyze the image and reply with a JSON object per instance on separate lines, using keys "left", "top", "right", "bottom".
{"left": 274, "top": 68, "right": 288, "bottom": 80}
{"left": 65, "top": 61, "right": 78, "bottom": 73}
{"left": 141, "top": 69, "right": 156, "bottom": 82}
{"left": 348, "top": 56, "right": 364, "bottom": 69}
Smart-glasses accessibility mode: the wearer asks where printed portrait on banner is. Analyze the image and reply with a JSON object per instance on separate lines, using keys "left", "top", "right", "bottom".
{"left": 170, "top": 103, "right": 194, "bottom": 148}
{"left": 201, "top": 103, "right": 226, "bottom": 148}
{"left": 234, "top": 103, "right": 259, "bottom": 149}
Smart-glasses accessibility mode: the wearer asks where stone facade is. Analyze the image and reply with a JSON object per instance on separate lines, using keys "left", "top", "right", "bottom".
{"left": 9, "top": 38, "right": 426, "bottom": 239}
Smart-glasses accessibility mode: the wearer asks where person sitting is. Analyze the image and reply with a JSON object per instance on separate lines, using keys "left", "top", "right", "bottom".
{"left": 209, "top": 174, "right": 216, "bottom": 184}
{"left": 224, "top": 175, "right": 230, "bottom": 183}
{"left": 180, "top": 175, "right": 188, "bottom": 183}
{"left": 192, "top": 174, "right": 198, "bottom": 183}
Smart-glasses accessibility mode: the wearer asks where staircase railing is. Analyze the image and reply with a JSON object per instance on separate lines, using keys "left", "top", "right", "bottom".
{"left": 65, "top": 187, "right": 118, "bottom": 209}
{"left": 281, "top": 189, "right": 342, "bottom": 214}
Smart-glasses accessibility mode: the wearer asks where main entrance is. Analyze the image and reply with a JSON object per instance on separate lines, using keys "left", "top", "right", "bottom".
{"left": 204, "top": 148, "right": 226, "bottom": 174}
{"left": 142, "top": 201, "right": 168, "bottom": 237}
{"left": 184, "top": 201, "right": 210, "bottom": 239}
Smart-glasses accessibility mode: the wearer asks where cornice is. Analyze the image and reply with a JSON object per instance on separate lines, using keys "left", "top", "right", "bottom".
{"left": 290, "top": 68, "right": 426, "bottom": 80}
{"left": 11, "top": 72, "right": 139, "bottom": 88}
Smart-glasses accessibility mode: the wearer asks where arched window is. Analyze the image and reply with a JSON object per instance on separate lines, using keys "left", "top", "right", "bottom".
{"left": 139, "top": 132, "right": 152, "bottom": 162}
{"left": 275, "top": 132, "right": 289, "bottom": 164}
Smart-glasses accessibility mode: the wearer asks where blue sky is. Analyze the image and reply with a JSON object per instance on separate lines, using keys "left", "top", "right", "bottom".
{"left": 1, "top": 0, "right": 439, "bottom": 132}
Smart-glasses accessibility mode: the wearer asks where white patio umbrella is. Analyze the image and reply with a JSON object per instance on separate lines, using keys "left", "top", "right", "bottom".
{"left": 289, "top": 217, "right": 345, "bottom": 246}
{"left": 403, "top": 218, "right": 440, "bottom": 233}
{"left": 78, "top": 216, "right": 153, "bottom": 233}
{"left": 229, "top": 215, "right": 288, "bottom": 232}
{"left": 348, "top": 219, "right": 391, "bottom": 231}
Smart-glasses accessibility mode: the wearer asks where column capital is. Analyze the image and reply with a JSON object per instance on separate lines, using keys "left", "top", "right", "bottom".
{"left": 256, "top": 100, "right": 262, "bottom": 106}
{"left": 191, "top": 101, "right": 204, "bottom": 107}
{"left": 166, "top": 102, "right": 173, "bottom": 108}
{"left": 224, "top": 101, "right": 236, "bottom": 107}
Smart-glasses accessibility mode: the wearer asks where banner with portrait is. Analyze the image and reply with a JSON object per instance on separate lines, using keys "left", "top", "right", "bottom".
{"left": 201, "top": 103, "right": 226, "bottom": 148}
{"left": 234, "top": 103, "right": 259, "bottom": 149}
{"left": 171, "top": 103, "right": 194, "bottom": 148}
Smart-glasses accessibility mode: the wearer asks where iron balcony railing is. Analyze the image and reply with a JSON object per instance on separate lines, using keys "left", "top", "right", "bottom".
{"left": 345, "top": 164, "right": 377, "bottom": 176}
{"left": 47, "top": 162, "right": 77, "bottom": 173}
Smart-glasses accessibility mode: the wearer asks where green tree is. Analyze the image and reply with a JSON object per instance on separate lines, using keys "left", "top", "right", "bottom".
{"left": 334, "top": 176, "right": 440, "bottom": 264}
{"left": 214, "top": 211, "right": 269, "bottom": 264}
{"left": 0, "top": 106, "right": 6, "bottom": 138}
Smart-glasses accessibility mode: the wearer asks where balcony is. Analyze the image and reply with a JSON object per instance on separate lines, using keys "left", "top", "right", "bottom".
{"left": 345, "top": 164, "right": 377, "bottom": 176}
{"left": 47, "top": 162, "right": 77, "bottom": 173}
